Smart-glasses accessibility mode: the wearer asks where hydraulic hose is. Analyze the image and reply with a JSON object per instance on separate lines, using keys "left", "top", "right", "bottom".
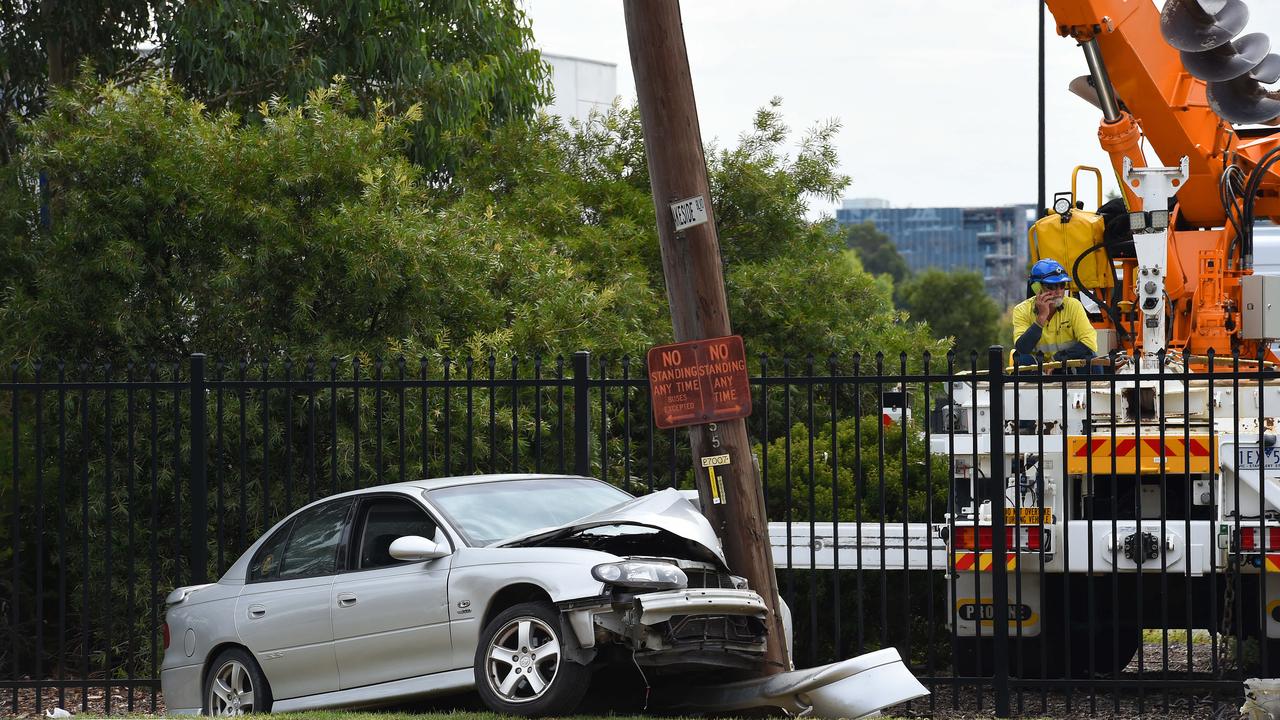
{"left": 1071, "top": 240, "right": 1130, "bottom": 340}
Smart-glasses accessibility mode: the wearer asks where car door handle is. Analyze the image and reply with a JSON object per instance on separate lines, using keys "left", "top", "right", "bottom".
{"left": 247, "top": 604, "right": 266, "bottom": 619}
{"left": 336, "top": 593, "right": 358, "bottom": 607}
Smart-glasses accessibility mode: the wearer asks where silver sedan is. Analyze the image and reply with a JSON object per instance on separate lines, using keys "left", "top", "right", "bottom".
{"left": 160, "top": 474, "right": 775, "bottom": 716}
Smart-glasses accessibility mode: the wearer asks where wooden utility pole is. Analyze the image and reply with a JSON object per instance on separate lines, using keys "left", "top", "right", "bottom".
{"left": 623, "top": 0, "right": 789, "bottom": 674}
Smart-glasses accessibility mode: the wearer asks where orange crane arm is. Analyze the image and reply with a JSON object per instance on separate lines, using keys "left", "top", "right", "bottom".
{"left": 1046, "top": 0, "right": 1280, "bottom": 226}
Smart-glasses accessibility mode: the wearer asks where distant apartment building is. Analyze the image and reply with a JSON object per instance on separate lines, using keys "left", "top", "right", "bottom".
{"left": 835, "top": 199, "right": 1036, "bottom": 306}
{"left": 542, "top": 53, "right": 618, "bottom": 125}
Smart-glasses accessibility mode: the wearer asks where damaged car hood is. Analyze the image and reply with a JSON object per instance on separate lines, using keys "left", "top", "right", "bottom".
{"left": 495, "top": 488, "right": 728, "bottom": 569}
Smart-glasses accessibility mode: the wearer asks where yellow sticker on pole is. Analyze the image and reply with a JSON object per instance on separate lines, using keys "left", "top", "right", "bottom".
{"left": 702, "top": 454, "right": 730, "bottom": 505}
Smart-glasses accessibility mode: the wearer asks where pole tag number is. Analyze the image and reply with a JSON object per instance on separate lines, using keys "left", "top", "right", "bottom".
{"left": 702, "top": 454, "right": 730, "bottom": 504}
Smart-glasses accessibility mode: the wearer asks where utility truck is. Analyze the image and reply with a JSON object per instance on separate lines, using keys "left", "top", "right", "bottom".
{"left": 772, "top": 0, "right": 1280, "bottom": 679}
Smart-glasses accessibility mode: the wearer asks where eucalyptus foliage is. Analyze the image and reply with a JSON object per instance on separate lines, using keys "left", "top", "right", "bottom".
{"left": 0, "top": 78, "right": 941, "bottom": 366}
{"left": 161, "top": 0, "right": 549, "bottom": 171}
{"left": 899, "top": 269, "right": 1001, "bottom": 364}
{"left": 0, "top": 0, "right": 547, "bottom": 173}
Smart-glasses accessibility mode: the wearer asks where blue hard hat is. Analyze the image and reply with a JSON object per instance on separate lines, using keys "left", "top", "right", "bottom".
{"left": 1029, "top": 258, "right": 1070, "bottom": 285}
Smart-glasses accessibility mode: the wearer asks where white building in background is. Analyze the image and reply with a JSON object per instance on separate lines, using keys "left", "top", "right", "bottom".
{"left": 841, "top": 198, "right": 891, "bottom": 211}
{"left": 542, "top": 53, "right": 618, "bottom": 124}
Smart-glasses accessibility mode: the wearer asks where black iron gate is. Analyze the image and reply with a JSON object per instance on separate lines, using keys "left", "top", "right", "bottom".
{"left": 2, "top": 349, "right": 1273, "bottom": 716}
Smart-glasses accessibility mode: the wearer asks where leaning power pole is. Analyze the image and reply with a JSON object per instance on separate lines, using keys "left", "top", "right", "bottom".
{"left": 623, "top": 0, "right": 789, "bottom": 674}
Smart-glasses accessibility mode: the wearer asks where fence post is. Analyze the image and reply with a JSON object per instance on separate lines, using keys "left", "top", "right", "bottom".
{"left": 189, "top": 353, "right": 208, "bottom": 584}
{"left": 572, "top": 351, "right": 591, "bottom": 477}
{"left": 987, "top": 346, "right": 1010, "bottom": 717}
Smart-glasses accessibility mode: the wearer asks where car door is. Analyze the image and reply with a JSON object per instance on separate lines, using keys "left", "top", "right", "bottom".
{"left": 332, "top": 494, "right": 454, "bottom": 689}
{"left": 235, "top": 498, "right": 353, "bottom": 700}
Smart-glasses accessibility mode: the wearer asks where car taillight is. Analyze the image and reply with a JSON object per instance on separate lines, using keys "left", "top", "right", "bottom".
{"left": 162, "top": 622, "right": 170, "bottom": 650}
{"left": 1239, "top": 527, "right": 1280, "bottom": 551}
{"left": 953, "top": 526, "right": 1042, "bottom": 551}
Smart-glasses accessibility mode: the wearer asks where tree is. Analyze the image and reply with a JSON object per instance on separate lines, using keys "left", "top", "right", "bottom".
{"left": 842, "top": 221, "right": 909, "bottom": 286}
{"left": 0, "top": 0, "right": 549, "bottom": 172}
{"left": 459, "top": 97, "right": 944, "bottom": 362}
{"left": 161, "top": 0, "right": 549, "bottom": 171}
{"left": 898, "top": 269, "right": 1001, "bottom": 362}
{"left": 0, "top": 77, "right": 646, "bottom": 365}
{"left": 0, "top": 0, "right": 154, "bottom": 163}
{"left": 0, "top": 77, "right": 945, "bottom": 367}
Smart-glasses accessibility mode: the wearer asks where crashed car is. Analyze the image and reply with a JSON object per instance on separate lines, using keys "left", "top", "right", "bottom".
{"left": 160, "top": 473, "right": 780, "bottom": 716}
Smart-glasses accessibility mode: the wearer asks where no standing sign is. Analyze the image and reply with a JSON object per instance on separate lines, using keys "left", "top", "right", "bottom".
{"left": 646, "top": 335, "right": 752, "bottom": 429}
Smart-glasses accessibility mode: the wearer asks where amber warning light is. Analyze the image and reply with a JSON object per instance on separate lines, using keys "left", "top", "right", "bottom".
{"left": 646, "top": 335, "right": 752, "bottom": 430}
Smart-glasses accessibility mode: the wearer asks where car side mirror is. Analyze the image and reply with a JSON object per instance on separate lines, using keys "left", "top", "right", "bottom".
{"left": 389, "top": 534, "right": 451, "bottom": 561}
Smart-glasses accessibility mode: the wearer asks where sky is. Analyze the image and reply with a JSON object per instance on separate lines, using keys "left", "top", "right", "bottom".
{"left": 523, "top": 0, "right": 1280, "bottom": 218}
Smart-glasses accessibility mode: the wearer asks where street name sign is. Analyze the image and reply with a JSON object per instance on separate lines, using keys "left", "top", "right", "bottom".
{"left": 646, "top": 335, "right": 751, "bottom": 429}
{"left": 669, "top": 194, "right": 708, "bottom": 231}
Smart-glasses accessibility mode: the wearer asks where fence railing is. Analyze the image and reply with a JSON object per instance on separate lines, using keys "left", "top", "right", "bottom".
{"left": 2, "top": 348, "right": 1275, "bottom": 717}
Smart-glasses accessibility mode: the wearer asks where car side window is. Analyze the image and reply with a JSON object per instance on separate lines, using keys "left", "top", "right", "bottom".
{"left": 357, "top": 497, "right": 438, "bottom": 570}
{"left": 277, "top": 499, "right": 353, "bottom": 580}
{"left": 249, "top": 520, "right": 293, "bottom": 582}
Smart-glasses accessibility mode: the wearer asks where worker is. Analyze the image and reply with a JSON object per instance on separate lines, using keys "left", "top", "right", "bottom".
{"left": 1012, "top": 258, "right": 1097, "bottom": 369}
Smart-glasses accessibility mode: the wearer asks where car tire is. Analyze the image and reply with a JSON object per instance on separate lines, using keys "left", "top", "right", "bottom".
{"left": 203, "top": 647, "right": 273, "bottom": 716}
{"left": 474, "top": 601, "right": 590, "bottom": 717}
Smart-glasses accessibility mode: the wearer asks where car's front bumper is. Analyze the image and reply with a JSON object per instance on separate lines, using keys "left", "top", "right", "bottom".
{"left": 564, "top": 586, "right": 769, "bottom": 668}
{"left": 632, "top": 587, "right": 767, "bottom": 624}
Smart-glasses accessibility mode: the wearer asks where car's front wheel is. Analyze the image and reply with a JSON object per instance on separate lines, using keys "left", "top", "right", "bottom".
{"left": 203, "top": 647, "right": 272, "bottom": 716}
{"left": 475, "top": 601, "right": 589, "bottom": 716}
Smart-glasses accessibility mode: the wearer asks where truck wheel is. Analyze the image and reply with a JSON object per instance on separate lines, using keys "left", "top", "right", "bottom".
{"left": 474, "top": 601, "right": 590, "bottom": 717}
{"left": 1051, "top": 575, "right": 1141, "bottom": 677}
{"left": 1262, "top": 639, "right": 1280, "bottom": 677}
{"left": 952, "top": 637, "right": 995, "bottom": 677}
{"left": 953, "top": 636, "right": 1048, "bottom": 678}
{"left": 1059, "top": 622, "right": 1140, "bottom": 677}
{"left": 953, "top": 623, "right": 1138, "bottom": 679}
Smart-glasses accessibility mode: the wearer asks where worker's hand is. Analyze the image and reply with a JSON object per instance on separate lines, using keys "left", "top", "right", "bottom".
{"left": 1034, "top": 291, "right": 1055, "bottom": 324}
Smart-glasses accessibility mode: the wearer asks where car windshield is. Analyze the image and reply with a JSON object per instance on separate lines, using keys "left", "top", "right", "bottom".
{"left": 428, "top": 477, "right": 633, "bottom": 546}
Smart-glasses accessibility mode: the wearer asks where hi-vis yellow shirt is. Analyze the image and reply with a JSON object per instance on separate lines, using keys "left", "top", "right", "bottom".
{"left": 1011, "top": 295, "right": 1097, "bottom": 360}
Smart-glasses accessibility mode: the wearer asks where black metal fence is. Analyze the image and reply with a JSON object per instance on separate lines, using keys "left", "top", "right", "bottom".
{"left": 2, "top": 348, "right": 1275, "bottom": 717}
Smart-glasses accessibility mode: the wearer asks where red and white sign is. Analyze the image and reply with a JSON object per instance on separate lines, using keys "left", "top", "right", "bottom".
{"left": 646, "top": 335, "right": 752, "bottom": 430}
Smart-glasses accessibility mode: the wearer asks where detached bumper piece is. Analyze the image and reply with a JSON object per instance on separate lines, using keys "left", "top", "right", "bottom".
{"left": 658, "top": 647, "right": 929, "bottom": 719}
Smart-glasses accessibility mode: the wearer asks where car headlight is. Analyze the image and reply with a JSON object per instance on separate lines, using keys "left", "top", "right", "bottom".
{"left": 591, "top": 561, "right": 688, "bottom": 590}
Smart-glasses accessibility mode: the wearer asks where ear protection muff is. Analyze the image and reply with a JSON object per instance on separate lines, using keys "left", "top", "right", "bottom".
{"left": 1031, "top": 281, "right": 1044, "bottom": 294}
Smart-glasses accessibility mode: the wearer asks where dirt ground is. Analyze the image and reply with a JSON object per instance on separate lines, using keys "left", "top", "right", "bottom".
{"left": 887, "top": 637, "right": 1247, "bottom": 719}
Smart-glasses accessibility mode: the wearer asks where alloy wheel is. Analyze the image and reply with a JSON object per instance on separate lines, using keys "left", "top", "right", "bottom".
{"left": 484, "top": 615, "right": 562, "bottom": 703}
{"left": 208, "top": 658, "right": 256, "bottom": 716}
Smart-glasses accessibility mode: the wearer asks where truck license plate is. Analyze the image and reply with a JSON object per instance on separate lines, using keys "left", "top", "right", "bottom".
{"left": 1238, "top": 446, "right": 1280, "bottom": 470}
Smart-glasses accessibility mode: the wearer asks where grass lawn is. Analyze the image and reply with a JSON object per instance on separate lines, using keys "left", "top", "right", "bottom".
{"left": 257, "top": 712, "right": 921, "bottom": 717}
{"left": 1140, "top": 628, "right": 1215, "bottom": 644}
